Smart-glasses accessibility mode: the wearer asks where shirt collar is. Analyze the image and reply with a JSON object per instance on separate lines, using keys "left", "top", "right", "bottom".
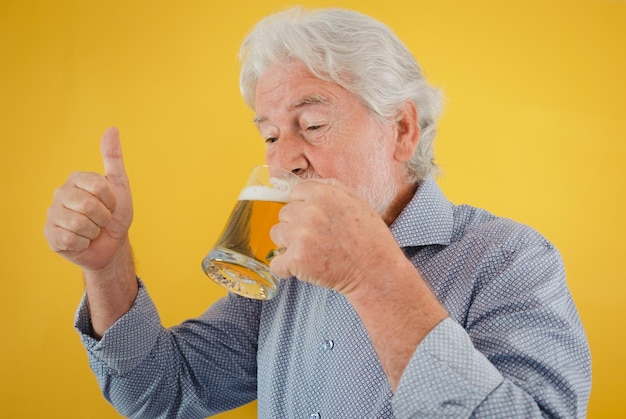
{"left": 389, "top": 177, "right": 454, "bottom": 247}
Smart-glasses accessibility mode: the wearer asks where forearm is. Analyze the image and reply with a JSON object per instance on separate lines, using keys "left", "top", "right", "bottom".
{"left": 75, "top": 284, "right": 259, "bottom": 418}
{"left": 345, "top": 253, "right": 448, "bottom": 392}
{"left": 392, "top": 318, "right": 588, "bottom": 418}
{"left": 83, "top": 238, "right": 138, "bottom": 338}
{"left": 76, "top": 284, "right": 205, "bottom": 418}
{"left": 388, "top": 243, "right": 591, "bottom": 417}
{"left": 392, "top": 318, "right": 506, "bottom": 417}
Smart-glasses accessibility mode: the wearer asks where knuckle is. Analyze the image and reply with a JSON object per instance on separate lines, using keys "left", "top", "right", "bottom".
{"left": 91, "top": 175, "right": 109, "bottom": 193}
{"left": 277, "top": 205, "right": 287, "bottom": 220}
{"left": 75, "top": 195, "right": 99, "bottom": 216}
{"left": 64, "top": 213, "right": 82, "bottom": 232}
{"left": 54, "top": 229, "right": 76, "bottom": 251}
{"left": 67, "top": 214, "right": 94, "bottom": 235}
{"left": 52, "top": 185, "right": 69, "bottom": 203}
{"left": 55, "top": 231, "right": 72, "bottom": 250}
{"left": 57, "top": 229, "right": 89, "bottom": 252}
{"left": 66, "top": 171, "right": 81, "bottom": 182}
{"left": 67, "top": 171, "right": 91, "bottom": 185}
{"left": 69, "top": 171, "right": 110, "bottom": 194}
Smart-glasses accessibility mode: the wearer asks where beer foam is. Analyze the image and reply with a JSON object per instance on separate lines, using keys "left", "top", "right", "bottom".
{"left": 238, "top": 184, "right": 290, "bottom": 202}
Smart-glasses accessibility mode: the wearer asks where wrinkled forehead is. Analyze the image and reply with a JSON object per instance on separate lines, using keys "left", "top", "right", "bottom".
{"left": 252, "top": 59, "right": 376, "bottom": 125}
{"left": 243, "top": 51, "right": 357, "bottom": 108}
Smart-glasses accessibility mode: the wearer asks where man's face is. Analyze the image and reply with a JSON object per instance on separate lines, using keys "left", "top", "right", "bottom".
{"left": 254, "top": 61, "right": 402, "bottom": 214}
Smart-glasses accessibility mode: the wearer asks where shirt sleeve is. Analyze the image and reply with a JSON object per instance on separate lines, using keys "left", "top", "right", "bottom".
{"left": 74, "top": 279, "right": 260, "bottom": 418}
{"left": 392, "top": 237, "right": 591, "bottom": 418}
{"left": 393, "top": 318, "right": 504, "bottom": 417}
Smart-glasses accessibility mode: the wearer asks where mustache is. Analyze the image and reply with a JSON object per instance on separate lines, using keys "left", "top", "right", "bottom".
{"left": 294, "top": 170, "right": 321, "bottom": 181}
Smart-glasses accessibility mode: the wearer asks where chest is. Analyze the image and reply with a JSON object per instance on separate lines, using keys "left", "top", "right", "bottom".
{"left": 257, "top": 279, "right": 393, "bottom": 417}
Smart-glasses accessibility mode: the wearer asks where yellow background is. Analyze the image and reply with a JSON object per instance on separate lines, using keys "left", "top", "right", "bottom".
{"left": 1, "top": 0, "right": 624, "bottom": 417}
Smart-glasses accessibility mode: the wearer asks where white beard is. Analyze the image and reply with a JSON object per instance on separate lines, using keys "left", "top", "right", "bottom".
{"left": 357, "top": 149, "right": 399, "bottom": 215}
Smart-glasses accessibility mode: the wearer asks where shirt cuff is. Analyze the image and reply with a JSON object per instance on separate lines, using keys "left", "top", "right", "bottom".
{"left": 74, "top": 278, "right": 163, "bottom": 376}
{"left": 392, "top": 317, "right": 503, "bottom": 417}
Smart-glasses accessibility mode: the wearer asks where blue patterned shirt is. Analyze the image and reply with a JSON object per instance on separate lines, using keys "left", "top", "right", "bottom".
{"left": 75, "top": 177, "right": 591, "bottom": 418}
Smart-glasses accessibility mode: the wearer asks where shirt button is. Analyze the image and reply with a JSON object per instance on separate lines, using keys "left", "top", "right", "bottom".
{"left": 322, "top": 339, "right": 334, "bottom": 351}
{"left": 309, "top": 413, "right": 321, "bottom": 419}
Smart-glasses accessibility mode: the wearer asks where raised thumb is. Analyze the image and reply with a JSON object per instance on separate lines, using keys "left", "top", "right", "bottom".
{"left": 100, "top": 127, "right": 128, "bottom": 183}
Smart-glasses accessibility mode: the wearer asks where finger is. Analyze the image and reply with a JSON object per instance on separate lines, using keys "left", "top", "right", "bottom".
{"left": 100, "top": 127, "right": 128, "bottom": 186}
{"left": 269, "top": 221, "right": 288, "bottom": 249}
{"left": 58, "top": 176, "right": 115, "bottom": 225}
{"left": 44, "top": 222, "right": 92, "bottom": 253}
{"left": 48, "top": 203, "right": 103, "bottom": 241}
{"left": 268, "top": 222, "right": 289, "bottom": 278}
{"left": 277, "top": 199, "right": 303, "bottom": 222}
{"left": 268, "top": 250, "right": 292, "bottom": 280}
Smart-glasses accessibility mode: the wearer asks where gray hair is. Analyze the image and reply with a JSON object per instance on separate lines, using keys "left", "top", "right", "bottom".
{"left": 239, "top": 7, "right": 444, "bottom": 182}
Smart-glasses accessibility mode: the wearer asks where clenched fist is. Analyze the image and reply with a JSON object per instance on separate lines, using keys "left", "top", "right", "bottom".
{"left": 44, "top": 127, "right": 133, "bottom": 273}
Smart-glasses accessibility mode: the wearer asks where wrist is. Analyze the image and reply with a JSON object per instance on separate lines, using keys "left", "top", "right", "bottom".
{"left": 84, "top": 238, "right": 135, "bottom": 285}
{"left": 83, "top": 238, "right": 138, "bottom": 338}
{"left": 343, "top": 252, "right": 448, "bottom": 391}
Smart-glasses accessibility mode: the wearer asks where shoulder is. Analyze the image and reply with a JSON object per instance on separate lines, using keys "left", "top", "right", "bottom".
{"left": 451, "top": 204, "right": 555, "bottom": 253}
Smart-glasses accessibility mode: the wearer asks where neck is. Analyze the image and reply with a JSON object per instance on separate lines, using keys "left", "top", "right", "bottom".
{"left": 381, "top": 181, "right": 418, "bottom": 226}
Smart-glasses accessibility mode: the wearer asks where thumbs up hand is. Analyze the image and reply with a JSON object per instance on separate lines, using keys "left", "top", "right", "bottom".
{"left": 44, "top": 128, "right": 134, "bottom": 272}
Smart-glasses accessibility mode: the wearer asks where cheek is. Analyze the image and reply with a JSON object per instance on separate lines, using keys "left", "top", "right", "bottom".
{"left": 264, "top": 143, "right": 283, "bottom": 165}
{"left": 309, "top": 122, "right": 385, "bottom": 183}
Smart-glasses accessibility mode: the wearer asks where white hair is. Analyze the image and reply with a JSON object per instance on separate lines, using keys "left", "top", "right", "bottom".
{"left": 239, "top": 7, "right": 444, "bottom": 182}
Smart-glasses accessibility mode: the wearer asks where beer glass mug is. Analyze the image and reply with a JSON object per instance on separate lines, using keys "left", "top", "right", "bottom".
{"left": 202, "top": 165, "right": 297, "bottom": 300}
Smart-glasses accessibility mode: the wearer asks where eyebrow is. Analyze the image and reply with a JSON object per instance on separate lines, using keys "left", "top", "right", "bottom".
{"left": 253, "top": 94, "right": 331, "bottom": 125}
{"left": 290, "top": 94, "right": 331, "bottom": 109}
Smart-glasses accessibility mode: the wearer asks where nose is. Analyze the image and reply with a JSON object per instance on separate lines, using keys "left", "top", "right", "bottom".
{"left": 266, "top": 133, "right": 310, "bottom": 177}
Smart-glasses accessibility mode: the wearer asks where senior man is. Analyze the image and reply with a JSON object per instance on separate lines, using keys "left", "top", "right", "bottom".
{"left": 44, "top": 7, "right": 591, "bottom": 418}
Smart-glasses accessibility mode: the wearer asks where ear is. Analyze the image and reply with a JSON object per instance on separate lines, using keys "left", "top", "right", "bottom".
{"left": 393, "top": 100, "right": 420, "bottom": 163}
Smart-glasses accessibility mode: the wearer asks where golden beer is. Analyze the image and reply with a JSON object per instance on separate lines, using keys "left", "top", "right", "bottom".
{"left": 202, "top": 166, "right": 294, "bottom": 300}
